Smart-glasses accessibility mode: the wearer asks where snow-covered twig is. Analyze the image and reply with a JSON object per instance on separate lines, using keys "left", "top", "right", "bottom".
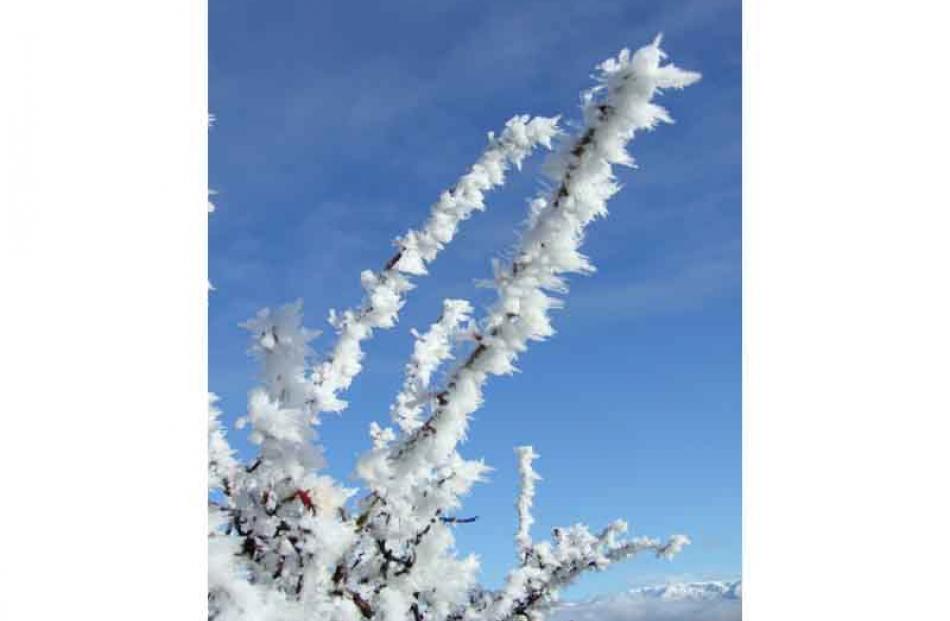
{"left": 208, "top": 393, "right": 238, "bottom": 496}
{"left": 386, "top": 36, "right": 700, "bottom": 509}
{"left": 468, "top": 521, "right": 690, "bottom": 621}
{"left": 309, "top": 116, "right": 560, "bottom": 416}
{"left": 391, "top": 299, "right": 474, "bottom": 434}
{"left": 515, "top": 446, "right": 541, "bottom": 559}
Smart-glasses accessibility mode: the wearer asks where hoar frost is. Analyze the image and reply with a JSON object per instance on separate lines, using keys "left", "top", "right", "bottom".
{"left": 210, "top": 37, "right": 699, "bottom": 621}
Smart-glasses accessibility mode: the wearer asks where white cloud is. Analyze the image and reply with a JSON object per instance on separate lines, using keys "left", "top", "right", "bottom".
{"left": 549, "top": 580, "right": 741, "bottom": 621}
{"left": 569, "top": 239, "right": 740, "bottom": 321}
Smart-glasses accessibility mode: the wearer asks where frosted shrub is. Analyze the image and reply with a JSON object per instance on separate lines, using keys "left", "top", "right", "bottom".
{"left": 210, "top": 37, "right": 700, "bottom": 621}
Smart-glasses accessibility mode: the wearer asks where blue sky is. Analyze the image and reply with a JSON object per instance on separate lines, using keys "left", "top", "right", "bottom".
{"left": 210, "top": 0, "right": 740, "bottom": 600}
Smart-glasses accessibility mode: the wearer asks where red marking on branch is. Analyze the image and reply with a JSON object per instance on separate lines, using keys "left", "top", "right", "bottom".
{"left": 296, "top": 489, "right": 315, "bottom": 512}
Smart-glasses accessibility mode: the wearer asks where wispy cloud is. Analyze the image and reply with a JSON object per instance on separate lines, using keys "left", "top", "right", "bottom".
{"left": 217, "top": 0, "right": 739, "bottom": 172}
{"left": 569, "top": 239, "right": 739, "bottom": 321}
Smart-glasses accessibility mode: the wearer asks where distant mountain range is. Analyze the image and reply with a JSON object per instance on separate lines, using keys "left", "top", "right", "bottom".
{"left": 549, "top": 579, "right": 742, "bottom": 621}
{"left": 633, "top": 579, "right": 742, "bottom": 601}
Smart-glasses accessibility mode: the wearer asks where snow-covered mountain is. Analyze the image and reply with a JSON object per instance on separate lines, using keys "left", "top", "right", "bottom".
{"left": 549, "top": 579, "right": 741, "bottom": 621}
{"left": 633, "top": 579, "right": 742, "bottom": 601}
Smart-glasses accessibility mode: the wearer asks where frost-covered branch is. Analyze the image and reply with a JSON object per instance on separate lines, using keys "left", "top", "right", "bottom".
{"left": 466, "top": 523, "right": 689, "bottom": 621}
{"left": 209, "top": 393, "right": 238, "bottom": 496}
{"left": 457, "top": 451, "right": 689, "bottom": 621}
{"left": 339, "top": 38, "right": 698, "bottom": 620}
{"left": 382, "top": 35, "right": 700, "bottom": 517}
{"left": 239, "top": 301, "right": 326, "bottom": 481}
{"left": 309, "top": 116, "right": 559, "bottom": 416}
{"left": 209, "top": 37, "right": 699, "bottom": 621}
{"left": 515, "top": 446, "right": 541, "bottom": 559}
{"left": 391, "top": 299, "right": 474, "bottom": 435}
{"left": 212, "top": 115, "right": 558, "bottom": 615}
{"left": 216, "top": 303, "right": 356, "bottom": 601}
{"left": 209, "top": 115, "right": 557, "bottom": 617}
